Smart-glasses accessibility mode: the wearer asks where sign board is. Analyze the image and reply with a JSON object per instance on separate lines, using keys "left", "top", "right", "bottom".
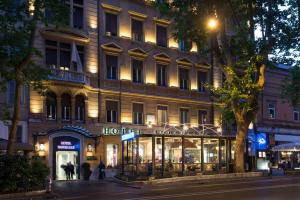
{"left": 121, "top": 132, "right": 135, "bottom": 141}
{"left": 102, "top": 127, "right": 141, "bottom": 136}
{"left": 53, "top": 136, "right": 80, "bottom": 152}
{"left": 256, "top": 133, "right": 268, "bottom": 150}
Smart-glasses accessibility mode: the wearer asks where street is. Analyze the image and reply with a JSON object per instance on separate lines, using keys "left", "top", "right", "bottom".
{"left": 4, "top": 175, "right": 300, "bottom": 200}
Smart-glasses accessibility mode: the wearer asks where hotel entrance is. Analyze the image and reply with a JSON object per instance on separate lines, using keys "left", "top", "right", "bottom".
{"left": 53, "top": 136, "right": 80, "bottom": 180}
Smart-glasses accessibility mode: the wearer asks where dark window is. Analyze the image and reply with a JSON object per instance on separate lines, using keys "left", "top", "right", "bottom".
{"left": 157, "top": 64, "right": 167, "bottom": 87}
{"left": 198, "top": 110, "right": 208, "bottom": 124}
{"left": 106, "top": 55, "right": 118, "bottom": 80}
{"left": 157, "top": 106, "right": 168, "bottom": 125}
{"left": 268, "top": 103, "right": 276, "bottom": 119}
{"left": 156, "top": 25, "right": 167, "bottom": 47}
{"left": 46, "top": 40, "right": 57, "bottom": 69}
{"left": 75, "top": 95, "right": 85, "bottom": 121}
{"left": 105, "top": 13, "right": 118, "bottom": 36}
{"left": 294, "top": 110, "right": 299, "bottom": 121}
{"left": 106, "top": 101, "right": 118, "bottom": 123}
{"left": 132, "top": 59, "right": 143, "bottom": 83}
{"left": 133, "top": 103, "right": 143, "bottom": 125}
{"left": 180, "top": 108, "right": 189, "bottom": 124}
{"left": 61, "top": 93, "right": 71, "bottom": 121}
{"left": 178, "top": 39, "right": 192, "bottom": 52}
{"left": 131, "top": 19, "right": 143, "bottom": 42}
{"left": 46, "top": 92, "right": 57, "bottom": 120}
{"left": 198, "top": 71, "right": 207, "bottom": 92}
{"left": 179, "top": 68, "right": 189, "bottom": 90}
{"left": 73, "top": 1, "right": 83, "bottom": 29}
{"left": 60, "top": 43, "right": 71, "bottom": 70}
{"left": 73, "top": 45, "right": 85, "bottom": 71}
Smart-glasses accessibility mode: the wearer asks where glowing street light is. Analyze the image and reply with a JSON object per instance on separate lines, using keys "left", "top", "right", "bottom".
{"left": 207, "top": 17, "right": 219, "bottom": 31}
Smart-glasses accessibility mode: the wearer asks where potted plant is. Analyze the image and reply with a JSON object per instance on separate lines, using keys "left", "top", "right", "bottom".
{"left": 81, "top": 162, "right": 92, "bottom": 180}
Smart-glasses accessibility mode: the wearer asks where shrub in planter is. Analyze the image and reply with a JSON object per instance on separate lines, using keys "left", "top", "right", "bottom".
{"left": 81, "top": 162, "right": 92, "bottom": 180}
{"left": 30, "top": 157, "right": 49, "bottom": 189}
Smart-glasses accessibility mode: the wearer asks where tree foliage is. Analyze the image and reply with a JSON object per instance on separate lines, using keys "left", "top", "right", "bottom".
{"left": 0, "top": 0, "right": 68, "bottom": 154}
{"left": 156, "top": 0, "right": 299, "bottom": 172}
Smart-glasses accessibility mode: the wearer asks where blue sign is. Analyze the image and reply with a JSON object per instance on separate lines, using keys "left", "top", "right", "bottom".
{"left": 121, "top": 132, "right": 135, "bottom": 141}
{"left": 256, "top": 133, "right": 267, "bottom": 150}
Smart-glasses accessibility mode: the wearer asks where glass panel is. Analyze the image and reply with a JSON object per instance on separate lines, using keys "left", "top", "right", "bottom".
{"left": 138, "top": 137, "right": 152, "bottom": 175}
{"left": 231, "top": 140, "right": 236, "bottom": 162}
{"left": 106, "top": 144, "right": 118, "bottom": 167}
{"left": 184, "top": 138, "right": 201, "bottom": 174}
{"left": 220, "top": 139, "right": 226, "bottom": 172}
{"left": 164, "top": 137, "right": 182, "bottom": 173}
{"left": 203, "top": 138, "right": 219, "bottom": 171}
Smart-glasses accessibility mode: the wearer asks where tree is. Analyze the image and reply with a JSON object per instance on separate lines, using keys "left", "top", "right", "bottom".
{"left": 156, "top": 0, "right": 299, "bottom": 172}
{"left": 0, "top": 0, "right": 68, "bottom": 155}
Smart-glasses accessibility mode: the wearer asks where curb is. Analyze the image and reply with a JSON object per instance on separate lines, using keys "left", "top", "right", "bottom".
{"left": 0, "top": 190, "right": 46, "bottom": 199}
{"left": 114, "top": 172, "right": 264, "bottom": 185}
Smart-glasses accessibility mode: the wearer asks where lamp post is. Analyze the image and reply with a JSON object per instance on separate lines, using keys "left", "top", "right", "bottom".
{"left": 207, "top": 17, "right": 219, "bottom": 131}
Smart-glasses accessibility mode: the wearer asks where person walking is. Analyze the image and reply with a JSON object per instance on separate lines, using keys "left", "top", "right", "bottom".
{"left": 66, "top": 162, "right": 71, "bottom": 180}
{"left": 98, "top": 161, "right": 106, "bottom": 180}
{"left": 69, "top": 162, "right": 75, "bottom": 180}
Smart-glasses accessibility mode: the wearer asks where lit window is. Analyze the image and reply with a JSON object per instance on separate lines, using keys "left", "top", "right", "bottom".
{"left": 157, "top": 106, "right": 168, "bottom": 125}
{"left": 198, "top": 110, "right": 208, "bottom": 124}
{"left": 180, "top": 108, "right": 189, "bottom": 124}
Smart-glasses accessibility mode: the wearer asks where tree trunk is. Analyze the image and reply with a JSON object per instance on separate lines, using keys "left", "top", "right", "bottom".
{"left": 234, "top": 119, "right": 250, "bottom": 173}
{"left": 7, "top": 72, "right": 22, "bottom": 155}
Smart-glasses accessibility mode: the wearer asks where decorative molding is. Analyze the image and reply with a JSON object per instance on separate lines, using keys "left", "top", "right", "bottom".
{"left": 153, "top": 17, "right": 170, "bottom": 26}
{"left": 195, "top": 63, "right": 211, "bottom": 70}
{"left": 128, "top": 11, "right": 148, "bottom": 20}
{"left": 40, "top": 27, "right": 90, "bottom": 44}
{"left": 128, "top": 48, "right": 148, "bottom": 59}
{"left": 153, "top": 53, "right": 171, "bottom": 63}
{"left": 101, "top": 42, "right": 123, "bottom": 54}
{"left": 176, "top": 57, "right": 193, "bottom": 67}
{"left": 101, "top": 3, "right": 122, "bottom": 13}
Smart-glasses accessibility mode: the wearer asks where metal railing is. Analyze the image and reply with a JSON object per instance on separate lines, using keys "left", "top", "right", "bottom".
{"left": 49, "top": 69, "right": 89, "bottom": 84}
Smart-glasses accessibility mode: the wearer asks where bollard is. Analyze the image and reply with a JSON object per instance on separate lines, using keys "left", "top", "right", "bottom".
{"left": 46, "top": 176, "right": 52, "bottom": 193}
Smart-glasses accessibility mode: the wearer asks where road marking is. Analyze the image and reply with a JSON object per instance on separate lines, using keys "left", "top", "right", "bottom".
{"left": 125, "top": 182, "right": 300, "bottom": 200}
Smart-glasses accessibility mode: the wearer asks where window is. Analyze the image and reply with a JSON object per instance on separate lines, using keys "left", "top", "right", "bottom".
{"left": 157, "top": 106, "right": 168, "bottom": 125}
{"left": 46, "top": 92, "right": 57, "bottom": 120}
{"left": 157, "top": 64, "right": 167, "bottom": 87}
{"left": 268, "top": 103, "right": 276, "bottom": 119}
{"left": 156, "top": 25, "right": 167, "bottom": 47}
{"left": 133, "top": 103, "right": 143, "bottom": 125}
{"left": 6, "top": 81, "right": 26, "bottom": 105}
{"left": 180, "top": 108, "right": 189, "bottom": 124}
{"left": 131, "top": 19, "right": 143, "bottom": 42}
{"left": 178, "top": 39, "right": 192, "bottom": 52}
{"left": 45, "top": 40, "right": 84, "bottom": 71}
{"left": 72, "top": 0, "right": 84, "bottom": 29}
{"left": 75, "top": 95, "right": 85, "bottom": 121}
{"left": 106, "top": 101, "right": 118, "bottom": 123}
{"left": 294, "top": 110, "right": 299, "bottom": 121}
{"left": 105, "top": 13, "right": 118, "bottom": 36}
{"left": 132, "top": 59, "right": 143, "bottom": 83}
{"left": 106, "top": 55, "right": 118, "bottom": 80}
{"left": 198, "top": 71, "right": 207, "bottom": 92}
{"left": 198, "top": 110, "right": 208, "bottom": 124}
{"left": 179, "top": 68, "right": 189, "bottom": 90}
{"left": 61, "top": 93, "right": 71, "bottom": 121}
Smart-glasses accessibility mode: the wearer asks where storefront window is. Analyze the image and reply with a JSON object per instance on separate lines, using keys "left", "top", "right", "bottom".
{"left": 203, "top": 138, "right": 219, "bottom": 171}
{"left": 231, "top": 140, "right": 236, "bottom": 162}
{"left": 127, "top": 140, "right": 133, "bottom": 164}
{"left": 139, "top": 137, "right": 152, "bottom": 163}
{"left": 165, "top": 137, "right": 182, "bottom": 173}
{"left": 220, "top": 140, "right": 226, "bottom": 171}
{"left": 106, "top": 144, "right": 118, "bottom": 167}
{"left": 155, "top": 137, "right": 162, "bottom": 175}
{"left": 184, "top": 138, "right": 201, "bottom": 173}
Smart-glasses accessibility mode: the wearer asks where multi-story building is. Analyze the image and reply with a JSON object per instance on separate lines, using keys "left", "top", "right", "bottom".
{"left": 253, "top": 65, "right": 300, "bottom": 170}
{"left": 1, "top": 0, "right": 237, "bottom": 180}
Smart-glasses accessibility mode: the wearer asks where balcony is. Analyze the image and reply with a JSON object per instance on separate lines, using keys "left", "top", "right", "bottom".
{"left": 49, "top": 69, "right": 90, "bottom": 85}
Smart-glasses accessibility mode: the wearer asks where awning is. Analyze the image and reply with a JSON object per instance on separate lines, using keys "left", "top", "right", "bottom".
{"left": 272, "top": 142, "right": 300, "bottom": 152}
{"left": 0, "top": 139, "right": 34, "bottom": 151}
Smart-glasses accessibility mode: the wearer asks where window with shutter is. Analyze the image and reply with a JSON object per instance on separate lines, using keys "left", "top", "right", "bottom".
{"left": 106, "top": 55, "right": 118, "bottom": 80}
{"left": 106, "top": 101, "right": 118, "bottom": 123}
{"left": 157, "top": 64, "right": 167, "bottom": 86}
{"left": 179, "top": 68, "right": 189, "bottom": 90}
{"left": 157, "top": 106, "right": 168, "bottom": 125}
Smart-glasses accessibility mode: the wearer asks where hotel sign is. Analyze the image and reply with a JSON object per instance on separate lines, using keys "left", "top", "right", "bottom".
{"left": 102, "top": 127, "right": 142, "bottom": 136}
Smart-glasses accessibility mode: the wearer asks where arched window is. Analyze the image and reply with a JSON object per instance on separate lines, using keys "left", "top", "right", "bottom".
{"left": 61, "top": 93, "right": 71, "bottom": 121}
{"left": 46, "top": 91, "right": 57, "bottom": 120}
{"left": 75, "top": 95, "right": 85, "bottom": 121}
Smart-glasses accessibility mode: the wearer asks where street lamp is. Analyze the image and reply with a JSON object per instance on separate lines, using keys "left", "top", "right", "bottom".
{"left": 207, "top": 17, "right": 219, "bottom": 31}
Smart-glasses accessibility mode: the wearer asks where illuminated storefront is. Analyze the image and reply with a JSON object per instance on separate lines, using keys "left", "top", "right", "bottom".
{"left": 121, "top": 125, "right": 235, "bottom": 177}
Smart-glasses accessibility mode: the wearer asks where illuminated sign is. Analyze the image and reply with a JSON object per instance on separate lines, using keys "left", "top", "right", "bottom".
{"left": 256, "top": 133, "right": 267, "bottom": 150}
{"left": 121, "top": 132, "right": 135, "bottom": 141}
{"left": 57, "top": 141, "right": 79, "bottom": 150}
{"left": 102, "top": 127, "right": 141, "bottom": 136}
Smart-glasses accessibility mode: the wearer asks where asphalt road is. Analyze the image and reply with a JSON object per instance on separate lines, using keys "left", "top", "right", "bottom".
{"left": 5, "top": 175, "right": 300, "bottom": 200}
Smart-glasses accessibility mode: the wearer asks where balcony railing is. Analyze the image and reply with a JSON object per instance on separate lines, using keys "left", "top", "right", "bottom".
{"left": 49, "top": 69, "right": 89, "bottom": 84}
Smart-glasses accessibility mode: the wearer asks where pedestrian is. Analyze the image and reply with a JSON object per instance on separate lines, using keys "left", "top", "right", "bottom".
{"left": 147, "top": 160, "right": 152, "bottom": 176}
{"left": 66, "top": 162, "right": 71, "bottom": 180}
{"left": 268, "top": 160, "right": 273, "bottom": 176}
{"left": 98, "top": 161, "right": 106, "bottom": 180}
{"left": 69, "top": 162, "right": 75, "bottom": 180}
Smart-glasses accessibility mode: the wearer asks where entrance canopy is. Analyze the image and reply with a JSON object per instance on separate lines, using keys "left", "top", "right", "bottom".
{"left": 272, "top": 142, "right": 300, "bottom": 152}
